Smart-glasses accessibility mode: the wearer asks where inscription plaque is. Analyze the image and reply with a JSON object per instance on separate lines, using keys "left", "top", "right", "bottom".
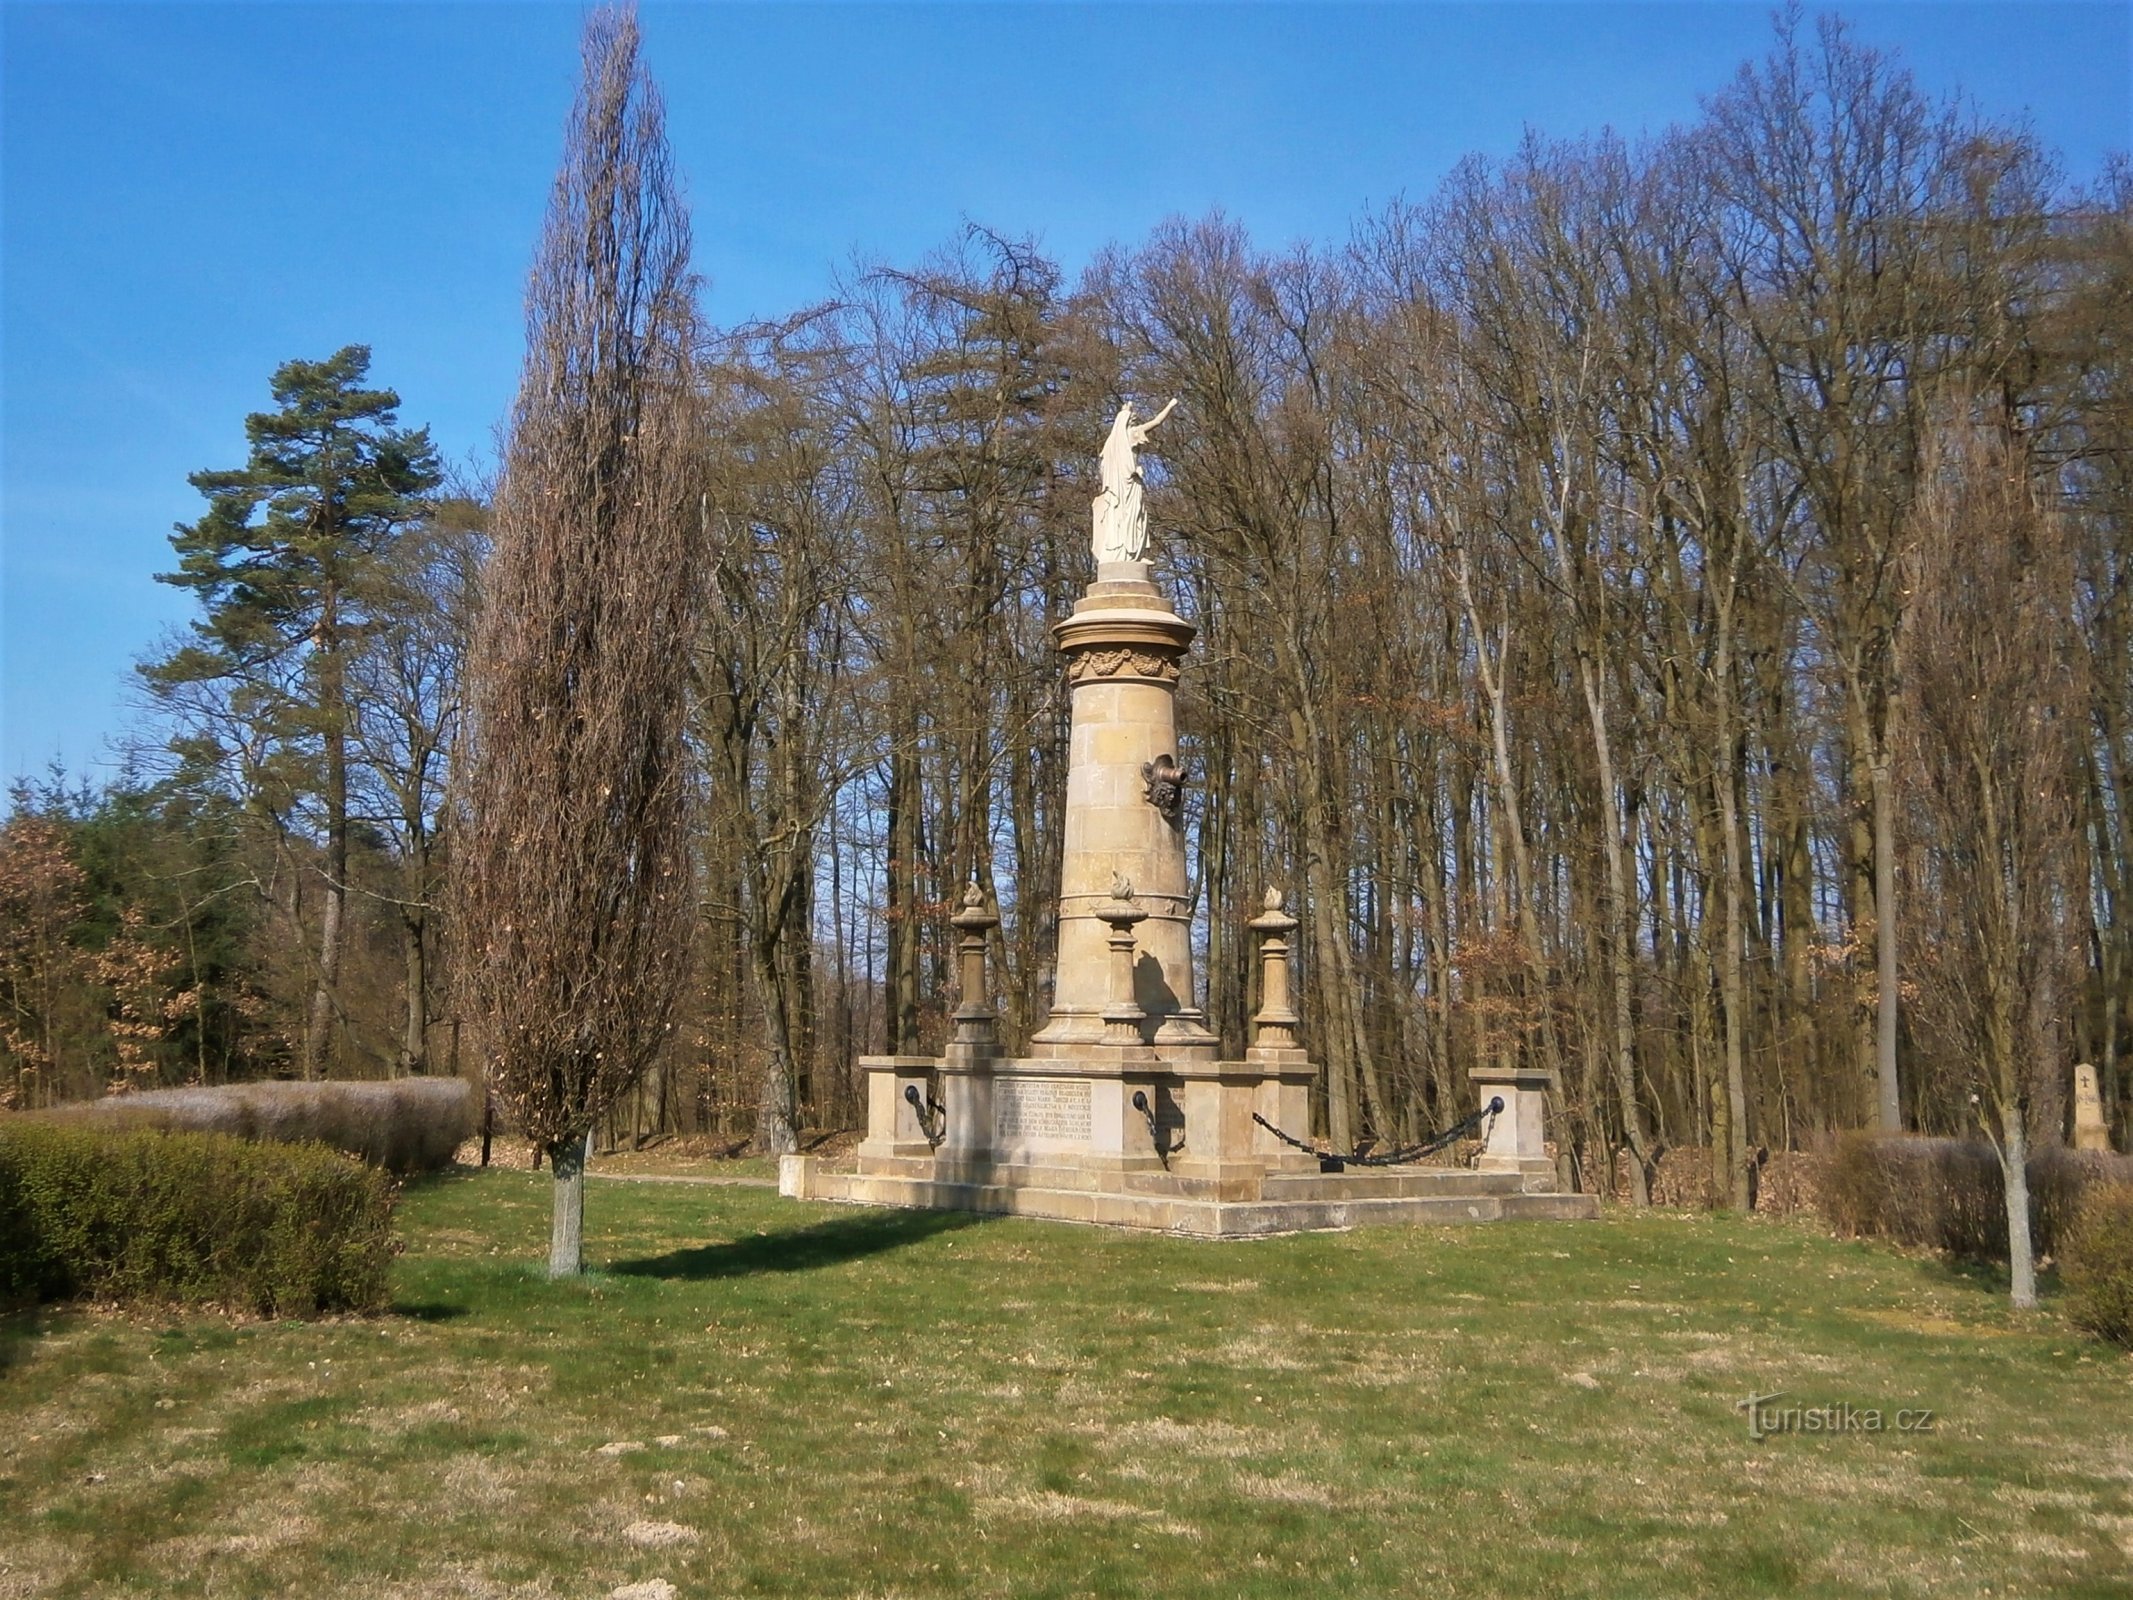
{"left": 994, "top": 1078, "right": 1092, "bottom": 1144}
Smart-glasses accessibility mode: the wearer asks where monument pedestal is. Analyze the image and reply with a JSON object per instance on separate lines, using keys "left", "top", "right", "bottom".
{"left": 785, "top": 470, "right": 1595, "bottom": 1234}
{"left": 1469, "top": 1065, "right": 1560, "bottom": 1192}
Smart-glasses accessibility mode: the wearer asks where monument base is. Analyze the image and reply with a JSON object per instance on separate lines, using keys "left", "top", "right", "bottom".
{"left": 781, "top": 1150, "right": 1597, "bottom": 1236}
{"left": 789, "top": 1052, "right": 1599, "bottom": 1237}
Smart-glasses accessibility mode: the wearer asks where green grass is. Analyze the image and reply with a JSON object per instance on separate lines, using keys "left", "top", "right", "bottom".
{"left": 2, "top": 1170, "right": 2129, "bottom": 1598}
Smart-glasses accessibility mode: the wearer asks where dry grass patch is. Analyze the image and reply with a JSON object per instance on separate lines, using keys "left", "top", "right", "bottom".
{"left": 977, "top": 1490, "right": 1152, "bottom": 1522}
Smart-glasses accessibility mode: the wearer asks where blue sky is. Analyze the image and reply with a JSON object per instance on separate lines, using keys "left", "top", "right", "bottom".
{"left": 4, "top": 1, "right": 2128, "bottom": 789}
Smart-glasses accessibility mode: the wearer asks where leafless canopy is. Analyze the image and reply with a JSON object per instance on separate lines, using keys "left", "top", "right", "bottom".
{"left": 453, "top": 4, "right": 702, "bottom": 1155}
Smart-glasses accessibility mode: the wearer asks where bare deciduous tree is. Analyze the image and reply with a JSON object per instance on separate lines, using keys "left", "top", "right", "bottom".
{"left": 1900, "top": 410, "right": 2084, "bottom": 1307}
{"left": 350, "top": 494, "right": 485, "bottom": 1076}
{"left": 695, "top": 326, "right": 857, "bottom": 1156}
{"left": 453, "top": 3, "right": 702, "bottom": 1275}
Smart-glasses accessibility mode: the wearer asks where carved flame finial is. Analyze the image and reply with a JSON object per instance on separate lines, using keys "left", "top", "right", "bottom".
{"left": 1250, "top": 885, "right": 1299, "bottom": 936}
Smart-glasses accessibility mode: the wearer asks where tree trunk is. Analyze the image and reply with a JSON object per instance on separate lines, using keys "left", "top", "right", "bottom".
{"left": 401, "top": 908, "right": 427, "bottom": 1074}
{"left": 1714, "top": 597, "right": 1753, "bottom": 1211}
{"left": 885, "top": 727, "right": 922, "bottom": 1055}
{"left": 184, "top": 913, "right": 214, "bottom": 1086}
{"left": 302, "top": 583, "right": 348, "bottom": 1082}
{"left": 1872, "top": 756, "right": 1902, "bottom": 1131}
{"left": 2001, "top": 1110, "right": 2037, "bottom": 1309}
{"left": 548, "top": 1129, "right": 590, "bottom": 1278}
{"left": 1003, "top": 677, "right": 1046, "bottom": 1052}
{"left": 1301, "top": 798, "right": 1356, "bottom": 1150}
{"left": 780, "top": 850, "right": 815, "bottom": 1114}
{"left": 2091, "top": 710, "right": 2133, "bottom": 1147}
{"left": 751, "top": 934, "right": 800, "bottom": 1155}
{"left": 304, "top": 875, "right": 343, "bottom": 1080}
{"left": 1202, "top": 710, "right": 1239, "bottom": 1053}
{"left": 1577, "top": 649, "right": 1653, "bottom": 1207}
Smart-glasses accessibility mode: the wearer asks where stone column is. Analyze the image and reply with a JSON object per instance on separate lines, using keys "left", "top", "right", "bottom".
{"left": 1240, "top": 888, "right": 1316, "bottom": 1169}
{"left": 937, "top": 883, "right": 1001, "bottom": 1162}
{"left": 949, "top": 884, "right": 999, "bottom": 1048}
{"left": 1248, "top": 888, "right": 1301, "bottom": 1050}
{"left": 1095, "top": 890, "right": 1150, "bottom": 1045}
{"left": 1031, "top": 560, "right": 1215, "bottom": 1055}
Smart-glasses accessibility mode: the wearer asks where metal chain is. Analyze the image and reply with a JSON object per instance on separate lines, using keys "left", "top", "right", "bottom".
{"left": 1251, "top": 1097, "right": 1503, "bottom": 1169}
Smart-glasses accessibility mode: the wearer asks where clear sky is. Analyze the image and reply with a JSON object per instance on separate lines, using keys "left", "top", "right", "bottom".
{"left": 3, "top": 1, "right": 2128, "bottom": 790}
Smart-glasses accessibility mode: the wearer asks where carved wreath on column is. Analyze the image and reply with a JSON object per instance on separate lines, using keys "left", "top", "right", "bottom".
{"left": 1142, "top": 753, "right": 1186, "bottom": 823}
{"left": 1067, "top": 647, "right": 1181, "bottom": 684}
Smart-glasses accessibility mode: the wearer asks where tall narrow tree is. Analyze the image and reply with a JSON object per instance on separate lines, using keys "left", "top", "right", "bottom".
{"left": 453, "top": 4, "right": 703, "bottom": 1276}
{"left": 1901, "top": 412, "right": 2083, "bottom": 1307}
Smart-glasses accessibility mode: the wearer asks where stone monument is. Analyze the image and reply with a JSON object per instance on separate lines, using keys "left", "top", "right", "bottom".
{"left": 2074, "top": 1063, "right": 2112, "bottom": 1153}
{"left": 782, "top": 406, "right": 1596, "bottom": 1234}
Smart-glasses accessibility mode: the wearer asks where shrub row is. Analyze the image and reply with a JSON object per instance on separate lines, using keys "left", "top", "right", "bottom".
{"left": 35, "top": 1077, "right": 478, "bottom": 1174}
{"left": 2063, "top": 1185, "right": 2133, "bottom": 1347}
{"left": 0, "top": 1119, "right": 399, "bottom": 1316}
{"left": 1820, "top": 1133, "right": 2133, "bottom": 1263}
{"left": 1605, "top": 1145, "right": 1826, "bottom": 1214}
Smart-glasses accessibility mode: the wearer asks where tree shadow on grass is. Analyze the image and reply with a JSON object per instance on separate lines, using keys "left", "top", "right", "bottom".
{"left": 391, "top": 1300, "right": 473, "bottom": 1323}
{"left": 608, "top": 1206, "right": 986, "bottom": 1282}
{"left": 397, "top": 1166, "right": 497, "bottom": 1195}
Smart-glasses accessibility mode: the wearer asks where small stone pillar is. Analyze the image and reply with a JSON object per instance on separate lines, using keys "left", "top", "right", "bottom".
{"left": 1238, "top": 887, "right": 1316, "bottom": 1169}
{"left": 950, "top": 885, "right": 999, "bottom": 1046}
{"left": 1094, "top": 884, "right": 1150, "bottom": 1046}
{"left": 2074, "top": 1063, "right": 2112, "bottom": 1153}
{"left": 1469, "top": 1065, "right": 1555, "bottom": 1190}
{"left": 938, "top": 883, "right": 1001, "bottom": 1160}
{"left": 1248, "top": 887, "right": 1301, "bottom": 1050}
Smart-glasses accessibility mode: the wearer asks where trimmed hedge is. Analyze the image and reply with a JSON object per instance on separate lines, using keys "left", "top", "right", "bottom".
{"left": 35, "top": 1077, "right": 478, "bottom": 1174}
{"left": 2064, "top": 1184, "right": 2133, "bottom": 1347}
{"left": 0, "top": 1119, "right": 399, "bottom": 1316}
{"left": 1821, "top": 1133, "right": 2133, "bottom": 1264}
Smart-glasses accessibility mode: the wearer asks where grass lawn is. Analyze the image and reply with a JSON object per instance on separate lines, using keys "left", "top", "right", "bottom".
{"left": 2, "top": 1168, "right": 2128, "bottom": 1599}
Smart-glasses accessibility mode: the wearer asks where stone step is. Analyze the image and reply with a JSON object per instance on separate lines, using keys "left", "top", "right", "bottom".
{"left": 854, "top": 1157, "right": 1525, "bottom": 1204}
{"left": 795, "top": 1164, "right": 1599, "bottom": 1236}
{"left": 1258, "top": 1168, "right": 1526, "bottom": 1201}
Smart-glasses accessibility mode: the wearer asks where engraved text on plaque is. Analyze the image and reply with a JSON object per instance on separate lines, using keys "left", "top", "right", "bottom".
{"left": 994, "top": 1078, "right": 1092, "bottom": 1145}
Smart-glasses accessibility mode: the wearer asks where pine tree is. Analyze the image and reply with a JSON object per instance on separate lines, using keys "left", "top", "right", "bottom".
{"left": 146, "top": 347, "right": 440, "bottom": 1079}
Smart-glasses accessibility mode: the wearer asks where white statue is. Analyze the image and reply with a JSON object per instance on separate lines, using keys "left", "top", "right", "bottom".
{"left": 1092, "top": 398, "right": 1178, "bottom": 564}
